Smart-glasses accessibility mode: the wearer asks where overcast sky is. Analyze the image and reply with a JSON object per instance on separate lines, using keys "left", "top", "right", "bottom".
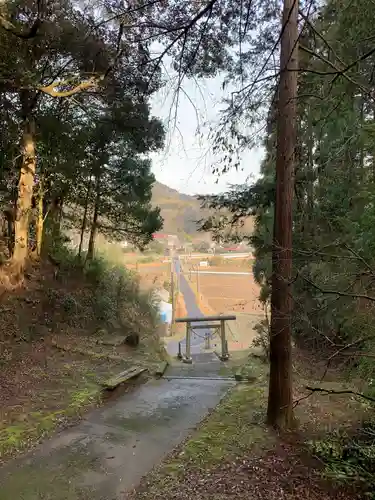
{"left": 150, "top": 72, "right": 264, "bottom": 196}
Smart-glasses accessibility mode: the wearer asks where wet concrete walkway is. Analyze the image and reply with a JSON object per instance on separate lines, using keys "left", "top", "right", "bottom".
{"left": 0, "top": 375, "right": 233, "bottom": 499}
{"left": 0, "top": 258, "right": 233, "bottom": 500}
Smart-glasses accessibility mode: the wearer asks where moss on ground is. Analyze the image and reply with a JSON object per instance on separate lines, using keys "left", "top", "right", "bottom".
{"left": 167, "top": 359, "right": 269, "bottom": 470}
{"left": 131, "top": 354, "right": 368, "bottom": 500}
{"left": 218, "top": 350, "right": 254, "bottom": 376}
{"left": 0, "top": 375, "right": 102, "bottom": 459}
{"left": 166, "top": 384, "right": 270, "bottom": 470}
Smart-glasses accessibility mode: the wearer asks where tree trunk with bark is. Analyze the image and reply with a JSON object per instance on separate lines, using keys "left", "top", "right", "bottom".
{"left": 12, "top": 91, "right": 36, "bottom": 276}
{"left": 86, "top": 173, "right": 100, "bottom": 262}
{"left": 34, "top": 176, "right": 44, "bottom": 257}
{"left": 267, "top": 0, "right": 298, "bottom": 430}
{"left": 78, "top": 178, "right": 92, "bottom": 258}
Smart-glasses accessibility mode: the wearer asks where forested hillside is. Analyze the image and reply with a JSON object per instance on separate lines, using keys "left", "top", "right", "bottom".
{"left": 151, "top": 181, "right": 208, "bottom": 235}
{"left": 0, "top": 0, "right": 167, "bottom": 464}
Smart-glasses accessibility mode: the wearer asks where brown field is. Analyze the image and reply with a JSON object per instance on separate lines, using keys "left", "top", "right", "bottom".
{"left": 206, "top": 256, "right": 254, "bottom": 270}
{"left": 188, "top": 266, "right": 263, "bottom": 315}
{"left": 131, "top": 263, "right": 171, "bottom": 291}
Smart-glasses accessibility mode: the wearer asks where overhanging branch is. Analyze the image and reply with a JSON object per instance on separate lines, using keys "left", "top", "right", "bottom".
{"left": 303, "top": 276, "right": 375, "bottom": 302}
{"left": 305, "top": 386, "right": 375, "bottom": 403}
{"left": 38, "top": 77, "right": 99, "bottom": 98}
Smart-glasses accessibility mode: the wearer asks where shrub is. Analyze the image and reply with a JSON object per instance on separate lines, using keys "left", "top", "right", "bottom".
{"left": 163, "top": 279, "right": 171, "bottom": 292}
{"left": 84, "top": 255, "right": 107, "bottom": 283}
{"left": 209, "top": 256, "right": 224, "bottom": 267}
{"left": 309, "top": 422, "right": 375, "bottom": 498}
{"left": 252, "top": 319, "right": 269, "bottom": 358}
{"left": 61, "top": 295, "right": 79, "bottom": 313}
{"left": 83, "top": 254, "right": 159, "bottom": 339}
{"left": 94, "top": 294, "right": 115, "bottom": 322}
{"left": 48, "top": 240, "right": 160, "bottom": 347}
{"left": 139, "top": 255, "right": 156, "bottom": 264}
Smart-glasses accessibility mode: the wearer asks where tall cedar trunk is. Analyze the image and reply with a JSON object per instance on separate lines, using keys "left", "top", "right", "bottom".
{"left": 306, "top": 105, "right": 314, "bottom": 227}
{"left": 86, "top": 174, "right": 100, "bottom": 261}
{"left": 46, "top": 195, "right": 64, "bottom": 253}
{"left": 35, "top": 177, "right": 44, "bottom": 257}
{"left": 267, "top": 0, "right": 298, "bottom": 429}
{"left": 12, "top": 93, "right": 36, "bottom": 275}
{"left": 78, "top": 179, "right": 92, "bottom": 258}
{"left": 57, "top": 199, "right": 63, "bottom": 228}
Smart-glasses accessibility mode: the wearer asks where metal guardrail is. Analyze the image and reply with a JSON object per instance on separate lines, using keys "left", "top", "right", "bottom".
{"left": 176, "top": 315, "right": 236, "bottom": 363}
{"left": 175, "top": 314, "right": 236, "bottom": 323}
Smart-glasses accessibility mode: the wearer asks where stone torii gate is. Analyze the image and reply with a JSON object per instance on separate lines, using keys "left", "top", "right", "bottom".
{"left": 175, "top": 314, "right": 236, "bottom": 363}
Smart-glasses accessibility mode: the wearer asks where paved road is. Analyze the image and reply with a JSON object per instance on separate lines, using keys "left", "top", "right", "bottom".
{"left": 166, "top": 258, "right": 217, "bottom": 357}
{"left": 184, "top": 270, "right": 252, "bottom": 275}
{"left": 178, "top": 252, "right": 252, "bottom": 259}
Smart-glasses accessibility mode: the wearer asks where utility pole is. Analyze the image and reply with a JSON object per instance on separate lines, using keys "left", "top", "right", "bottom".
{"left": 267, "top": 0, "right": 298, "bottom": 430}
{"left": 170, "top": 258, "right": 175, "bottom": 335}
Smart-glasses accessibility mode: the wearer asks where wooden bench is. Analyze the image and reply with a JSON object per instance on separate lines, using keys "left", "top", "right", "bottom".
{"left": 102, "top": 366, "right": 147, "bottom": 390}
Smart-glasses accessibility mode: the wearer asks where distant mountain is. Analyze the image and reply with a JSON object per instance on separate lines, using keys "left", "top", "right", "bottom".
{"left": 151, "top": 181, "right": 254, "bottom": 237}
{"left": 151, "top": 181, "right": 207, "bottom": 235}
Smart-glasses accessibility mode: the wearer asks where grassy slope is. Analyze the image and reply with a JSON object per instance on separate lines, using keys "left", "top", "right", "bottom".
{"left": 129, "top": 353, "right": 366, "bottom": 500}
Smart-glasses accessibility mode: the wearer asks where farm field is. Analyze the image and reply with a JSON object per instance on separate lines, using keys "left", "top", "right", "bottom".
{"left": 183, "top": 260, "right": 264, "bottom": 352}
{"left": 188, "top": 265, "right": 263, "bottom": 315}
{"left": 127, "top": 262, "right": 171, "bottom": 291}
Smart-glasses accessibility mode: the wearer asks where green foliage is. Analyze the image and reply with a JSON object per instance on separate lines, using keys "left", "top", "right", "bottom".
{"left": 252, "top": 319, "right": 270, "bottom": 358}
{"left": 82, "top": 250, "right": 158, "bottom": 335}
{"left": 61, "top": 295, "right": 79, "bottom": 314}
{"left": 146, "top": 240, "right": 165, "bottom": 255}
{"left": 208, "top": 256, "right": 224, "bottom": 266}
{"left": 199, "top": 0, "right": 375, "bottom": 377}
{"left": 309, "top": 422, "right": 375, "bottom": 497}
{"left": 84, "top": 256, "right": 108, "bottom": 284}
{"left": 0, "top": 0, "right": 166, "bottom": 268}
{"left": 193, "top": 240, "right": 210, "bottom": 252}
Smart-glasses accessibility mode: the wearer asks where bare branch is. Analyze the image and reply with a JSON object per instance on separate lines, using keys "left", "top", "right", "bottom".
{"left": 299, "top": 45, "right": 370, "bottom": 94}
{"left": 320, "top": 334, "right": 375, "bottom": 381}
{"left": 305, "top": 386, "right": 375, "bottom": 403}
{"left": 343, "top": 244, "right": 375, "bottom": 277}
{"left": 302, "top": 276, "right": 375, "bottom": 302}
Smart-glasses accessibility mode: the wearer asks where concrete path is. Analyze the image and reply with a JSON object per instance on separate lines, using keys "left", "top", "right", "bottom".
{"left": 0, "top": 373, "right": 233, "bottom": 499}
{"left": 0, "top": 257, "right": 234, "bottom": 500}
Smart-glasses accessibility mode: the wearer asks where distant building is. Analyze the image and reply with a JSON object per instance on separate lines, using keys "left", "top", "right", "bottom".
{"left": 152, "top": 233, "right": 179, "bottom": 249}
{"left": 152, "top": 232, "right": 168, "bottom": 241}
